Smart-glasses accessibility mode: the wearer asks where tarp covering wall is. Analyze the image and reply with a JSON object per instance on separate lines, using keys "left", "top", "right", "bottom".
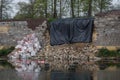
{"left": 50, "top": 18, "right": 94, "bottom": 46}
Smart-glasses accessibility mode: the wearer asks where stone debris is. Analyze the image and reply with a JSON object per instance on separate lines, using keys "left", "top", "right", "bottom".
{"left": 42, "top": 43, "right": 100, "bottom": 71}
{"left": 36, "top": 31, "right": 100, "bottom": 71}
{"left": 8, "top": 33, "right": 41, "bottom": 59}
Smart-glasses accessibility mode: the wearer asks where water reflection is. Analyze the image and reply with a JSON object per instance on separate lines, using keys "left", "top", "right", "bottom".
{"left": 51, "top": 71, "right": 92, "bottom": 80}
{"left": 0, "top": 60, "right": 14, "bottom": 69}
{"left": 10, "top": 59, "right": 41, "bottom": 72}
{"left": 8, "top": 58, "right": 99, "bottom": 72}
{"left": 7, "top": 58, "right": 95, "bottom": 80}
{"left": 1, "top": 58, "right": 120, "bottom": 80}
{"left": 8, "top": 59, "right": 42, "bottom": 80}
{"left": 97, "top": 60, "right": 120, "bottom": 70}
{"left": 46, "top": 59, "right": 99, "bottom": 72}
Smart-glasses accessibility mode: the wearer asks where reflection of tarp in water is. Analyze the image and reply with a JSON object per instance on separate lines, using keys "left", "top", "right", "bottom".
{"left": 50, "top": 18, "right": 94, "bottom": 46}
{"left": 51, "top": 71, "right": 92, "bottom": 80}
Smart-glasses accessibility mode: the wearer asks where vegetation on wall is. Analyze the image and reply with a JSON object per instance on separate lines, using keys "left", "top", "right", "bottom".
{"left": 97, "top": 48, "right": 120, "bottom": 57}
{"left": 0, "top": 47, "right": 15, "bottom": 57}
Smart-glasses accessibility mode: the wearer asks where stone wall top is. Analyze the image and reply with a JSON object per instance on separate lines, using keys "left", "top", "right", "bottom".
{"left": 0, "top": 18, "right": 47, "bottom": 30}
{"left": 95, "top": 10, "right": 120, "bottom": 18}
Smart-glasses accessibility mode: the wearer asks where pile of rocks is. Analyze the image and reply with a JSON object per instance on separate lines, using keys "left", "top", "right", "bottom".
{"left": 37, "top": 31, "right": 100, "bottom": 71}
{"left": 8, "top": 33, "right": 41, "bottom": 59}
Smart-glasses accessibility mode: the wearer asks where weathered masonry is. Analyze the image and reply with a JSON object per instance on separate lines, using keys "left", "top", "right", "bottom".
{"left": 0, "top": 10, "right": 120, "bottom": 51}
{"left": 94, "top": 10, "right": 120, "bottom": 50}
{"left": 0, "top": 18, "right": 47, "bottom": 47}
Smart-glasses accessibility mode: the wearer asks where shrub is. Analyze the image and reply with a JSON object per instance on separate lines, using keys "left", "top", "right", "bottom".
{"left": 97, "top": 48, "right": 120, "bottom": 57}
{"left": 97, "top": 48, "right": 109, "bottom": 57}
{"left": 47, "top": 18, "right": 57, "bottom": 23}
{"left": 0, "top": 46, "right": 15, "bottom": 57}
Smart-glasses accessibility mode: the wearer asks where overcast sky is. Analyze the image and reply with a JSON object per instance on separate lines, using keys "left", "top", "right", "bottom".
{"left": 112, "top": 0, "right": 118, "bottom": 4}
{"left": 12, "top": 0, "right": 29, "bottom": 17}
{"left": 12, "top": 0, "right": 119, "bottom": 17}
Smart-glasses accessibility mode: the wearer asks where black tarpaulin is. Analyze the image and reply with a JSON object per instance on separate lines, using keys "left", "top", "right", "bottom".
{"left": 50, "top": 18, "right": 94, "bottom": 46}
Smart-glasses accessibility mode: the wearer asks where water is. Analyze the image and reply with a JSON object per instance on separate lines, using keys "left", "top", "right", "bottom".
{"left": 0, "top": 58, "right": 120, "bottom": 80}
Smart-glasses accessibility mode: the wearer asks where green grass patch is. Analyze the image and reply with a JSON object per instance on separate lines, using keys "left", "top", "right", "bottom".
{"left": 0, "top": 47, "right": 15, "bottom": 57}
{"left": 47, "top": 18, "right": 57, "bottom": 23}
{"left": 97, "top": 48, "right": 120, "bottom": 57}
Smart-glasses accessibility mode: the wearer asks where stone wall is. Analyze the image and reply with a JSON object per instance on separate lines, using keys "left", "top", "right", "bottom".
{"left": 94, "top": 10, "right": 120, "bottom": 50}
{"left": 0, "top": 19, "right": 47, "bottom": 47}
{"left": 0, "top": 10, "right": 120, "bottom": 59}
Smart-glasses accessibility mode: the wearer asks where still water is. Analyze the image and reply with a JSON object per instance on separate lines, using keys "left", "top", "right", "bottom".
{"left": 0, "top": 58, "right": 120, "bottom": 80}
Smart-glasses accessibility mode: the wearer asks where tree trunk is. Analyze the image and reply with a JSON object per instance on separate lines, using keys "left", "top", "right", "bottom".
{"left": 100, "top": 0, "right": 103, "bottom": 12}
{"left": 88, "top": 0, "right": 92, "bottom": 17}
{"left": 53, "top": 0, "right": 57, "bottom": 18}
{"left": 45, "top": 0, "right": 47, "bottom": 18}
{"left": 29, "top": 0, "right": 35, "bottom": 18}
{"left": 77, "top": 0, "right": 80, "bottom": 17}
{"left": 0, "top": 0, "right": 3, "bottom": 20}
{"left": 51, "top": 0, "right": 54, "bottom": 17}
{"left": 71, "top": 0, "right": 75, "bottom": 18}
{"left": 59, "top": 0, "right": 62, "bottom": 18}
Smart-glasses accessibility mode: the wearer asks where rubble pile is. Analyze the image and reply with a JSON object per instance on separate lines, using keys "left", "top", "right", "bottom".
{"left": 8, "top": 33, "right": 41, "bottom": 59}
{"left": 36, "top": 31, "right": 100, "bottom": 71}
{"left": 42, "top": 38, "right": 98, "bottom": 61}
{"left": 42, "top": 44, "right": 99, "bottom": 71}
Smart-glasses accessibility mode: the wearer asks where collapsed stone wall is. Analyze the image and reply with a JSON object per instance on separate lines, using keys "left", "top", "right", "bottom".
{"left": 36, "top": 31, "right": 99, "bottom": 71}
{"left": 0, "top": 19, "right": 47, "bottom": 47}
{"left": 0, "top": 19, "right": 99, "bottom": 71}
{"left": 0, "top": 10, "right": 119, "bottom": 72}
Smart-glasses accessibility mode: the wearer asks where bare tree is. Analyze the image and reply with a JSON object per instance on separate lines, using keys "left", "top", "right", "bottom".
{"left": 53, "top": 0, "right": 57, "bottom": 18}
{"left": 44, "top": 0, "right": 47, "bottom": 18}
{"left": 59, "top": 0, "right": 62, "bottom": 18}
{"left": 71, "top": 0, "right": 75, "bottom": 17}
{"left": 88, "top": 0, "right": 92, "bottom": 17}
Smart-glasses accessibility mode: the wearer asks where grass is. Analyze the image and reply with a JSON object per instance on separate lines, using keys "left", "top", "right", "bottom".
{"left": 97, "top": 48, "right": 120, "bottom": 57}
{"left": 0, "top": 46, "right": 15, "bottom": 57}
{"left": 47, "top": 18, "right": 57, "bottom": 23}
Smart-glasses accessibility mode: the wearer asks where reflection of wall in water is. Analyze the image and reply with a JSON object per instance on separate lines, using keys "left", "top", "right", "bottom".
{"left": 45, "top": 59, "right": 99, "bottom": 72}
{"left": 97, "top": 70, "right": 120, "bottom": 80}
